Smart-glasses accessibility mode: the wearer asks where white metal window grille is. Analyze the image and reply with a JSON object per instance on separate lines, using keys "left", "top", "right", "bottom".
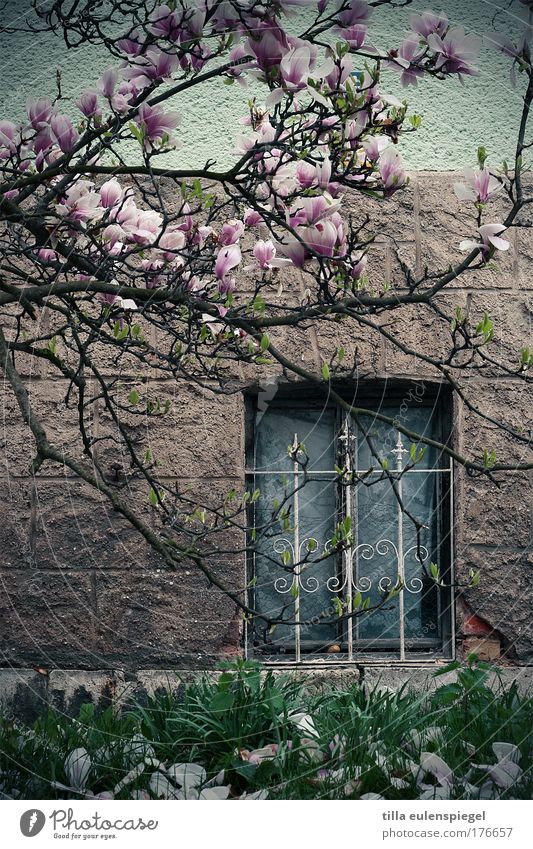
{"left": 246, "top": 399, "right": 453, "bottom": 664}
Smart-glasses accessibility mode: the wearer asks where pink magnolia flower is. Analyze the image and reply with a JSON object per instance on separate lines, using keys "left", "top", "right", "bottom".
{"left": 0, "top": 120, "right": 19, "bottom": 154}
{"left": 378, "top": 146, "right": 407, "bottom": 194}
{"left": 243, "top": 208, "right": 264, "bottom": 227}
{"left": 101, "top": 223, "right": 125, "bottom": 252}
{"left": 120, "top": 206, "right": 163, "bottom": 245}
{"left": 454, "top": 167, "right": 502, "bottom": 204}
{"left": 350, "top": 251, "right": 368, "bottom": 279}
{"left": 290, "top": 194, "right": 341, "bottom": 227}
{"left": 253, "top": 239, "right": 292, "bottom": 270}
{"left": 77, "top": 91, "right": 101, "bottom": 120}
{"left": 247, "top": 22, "right": 287, "bottom": 73}
{"left": 149, "top": 4, "right": 181, "bottom": 41}
{"left": 324, "top": 54, "right": 353, "bottom": 90}
{"left": 100, "top": 179, "right": 123, "bottom": 208}
{"left": 135, "top": 103, "right": 180, "bottom": 148}
{"left": 254, "top": 239, "right": 276, "bottom": 269}
{"left": 219, "top": 219, "right": 245, "bottom": 246}
{"left": 275, "top": 233, "right": 307, "bottom": 268}
{"left": 117, "top": 30, "right": 145, "bottom": 56}
{"left": 50, "top": 114, "right": 79, "bottom": 153}
{"left": 279, "top": 43, "right": 317, "bottom": 91}
{"left": 226, "top": 43, "right": 255, "bottom": 84}
{"left": 36, "top": 248, "right": 58, "bottom": 262}
{"left": 427, "top": 27, "right": 481, "bottom": 78}
{"left": 459, "top": 223, "right": 510, "bottom": 254}
{"left": 296, "top": 161, "right": 317, "bottom": 189}
{"left": 344, "top": 112, "right": 368, "bottom": 147}
{"left": 388, "top": 33, "right": 425, "bottom": 87}
{"left": 158, "top": 228, "right": 186, "bottom": 262}
{"left": 410, "top": 11, "right": 449, "bottom": 38}
{"left": 335, "top": 24, "right": 368, "bottom": 50}
{"left": 123, "top": 47, "right": 179, "bottom": 89}
{"left": 363, "top": 135, "right": 390, "bottom": 162}
{"left": 215, "top": 244, "right": 242, "bottom": 280}
{"left": 100, "top": 67, "right": 119, "bottom": 99}
{"left": 192, "top": 225, "right": 215, "bottom": 248}
{"left": 56, "top": 180, "right": 104, "bottom": 224}
{"left": 337, "top": 0, "right": 372, "bottom": 28}
{"left": 305, "top": 219, "right": 339, "bottom": 257}
{"left": 27, "top": 97, "right": 54, "bottom": 130}
{"left": 218, "top": 275, "right": 236, "bottom": 295}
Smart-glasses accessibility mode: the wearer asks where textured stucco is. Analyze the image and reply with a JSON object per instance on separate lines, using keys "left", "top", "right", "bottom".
{"left": 0, "top": 0, "right": 527, "bottom": 170}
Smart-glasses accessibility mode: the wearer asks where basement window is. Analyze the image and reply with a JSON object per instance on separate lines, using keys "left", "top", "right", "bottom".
{"left": 245, "top": 387, "right": 454, "bottom": 663}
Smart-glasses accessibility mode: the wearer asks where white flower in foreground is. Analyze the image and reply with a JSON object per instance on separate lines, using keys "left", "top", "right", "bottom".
{"left": 459, "top": 223, "right": 510, "bottom": 254}
{"left": 454, "top": 166, "right": 502, "bottom": 204}
{"left": 288, "top": 711, "right": 319, "bottom": 739}
{"left": 473, "top": 742, "right": 523, "bottom": 793}
{"left": 238, "top": 789, "right": 269, "bottom": 800}
{"left": 64, "top": 748, "right": 91, "bottom": 793}
{"left": 415, "top": 751, "right": 455, "bottom": 799}
{"left": 150, "top": 764, "right": 229, "bottom": 800}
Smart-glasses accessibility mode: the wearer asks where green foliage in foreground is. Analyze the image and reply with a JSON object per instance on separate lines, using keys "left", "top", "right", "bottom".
{"left": 0, "top": 657, "right": 531, "bottom": 800}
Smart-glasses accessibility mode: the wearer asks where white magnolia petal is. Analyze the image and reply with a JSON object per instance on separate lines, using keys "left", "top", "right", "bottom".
{"left": 149, "top": 771, "right": 181, "bottom": 799}
{"left": 118, "top": 297, "right": 139, "bottom": 310}
{"left": 487, "top": 761, "right": 522, "bottom": 789}
{"left": 419, "top": 752, "right": 454, "bottom": 787}
{"left": 306, "top": 84, "right": 332, "bottom": 109}
{"left": 492, "top": 743, "right": 520, "bottom": 764}
{"left": 199, "top": 786, "right": 230, "bottom": 800}
{"left": 239, "top": 789, "right": 269, "bottom": 800}
{"left": 288, "top": 711, "right": 319, "bottom": 738}
{"left": 454, "top": 182, "right": 476, "bottom": 201}
{"left": 265, "top": 88, "right": 285, "bottom": 110}
{"left": 64, "top": 748, "right": 91, "bottom": 793}
{"left": 113, "top": 763, "right": 145, "bottom": 796}
{"left": 167, "top": 762, "right": 207, "bottom": 789}
{"left": 203, "top": 769, "right": 226, "bottom": 788}
{"left": 459, "top": 238, "right": 479, "bottom": 252}
{"left": 487, "top": 235, "right": 510, "bottom": 251}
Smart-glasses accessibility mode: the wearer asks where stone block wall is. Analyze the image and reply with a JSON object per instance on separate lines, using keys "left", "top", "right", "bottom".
{"left": 0, "top": 173, "right": 532, "bottom": 707}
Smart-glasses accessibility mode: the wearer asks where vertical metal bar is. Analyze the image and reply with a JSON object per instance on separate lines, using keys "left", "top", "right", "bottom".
{"left": 292, "top": 433, "right": 301, "bottom": 664}
{"left": 449, "top": 460, "right": 456, "bottom": 659}
{"left": 394, "top": 432, "right": 406, "bottom": 662}
{"left": 343, "top": 414, "right": 354, "bottom": 661}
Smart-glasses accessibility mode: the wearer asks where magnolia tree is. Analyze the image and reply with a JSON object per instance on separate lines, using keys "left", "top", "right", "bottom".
{"left": 0, "top": 0, "right": 532, "bottom": 647}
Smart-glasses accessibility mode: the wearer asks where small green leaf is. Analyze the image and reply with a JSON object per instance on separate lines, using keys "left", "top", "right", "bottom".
{"left": 477, "top": 146, "right": 488, "bottom": 167}
{"left": 128, "top": 389, "right": 140, "bottom": 405}
{"left": 321, "top": 362, "right": 330, "bottom": 381}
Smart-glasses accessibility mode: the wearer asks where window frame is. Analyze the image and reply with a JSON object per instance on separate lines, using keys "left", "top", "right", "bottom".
{"left": 244, "top": 381, "right": 455, "bottom": 665}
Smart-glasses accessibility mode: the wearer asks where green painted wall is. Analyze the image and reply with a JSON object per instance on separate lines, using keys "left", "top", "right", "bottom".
{"left": 0, "top": 1, "right": 525, "bottom": 170}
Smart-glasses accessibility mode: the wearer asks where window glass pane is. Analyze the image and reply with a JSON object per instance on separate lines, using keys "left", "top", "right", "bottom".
{"left": 353, "top": 405, "right": 442, "bottom": 647}
{"left": 254, "top": 406, "right": 338, "bottom": 648}
{"left": 355, "top": 405, "right": 441, "bottom": 471}
{"left": 251, "top": 399, "right": 447, "bottom": 656}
